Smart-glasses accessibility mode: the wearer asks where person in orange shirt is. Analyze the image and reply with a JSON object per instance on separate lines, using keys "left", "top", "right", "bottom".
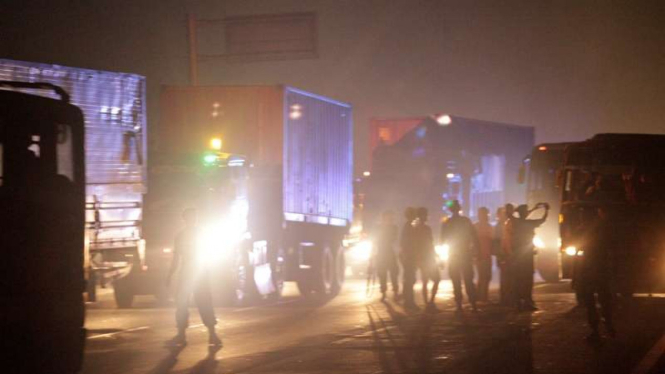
{"left": 474, "top": 207, "right": 493, "bottom": 302}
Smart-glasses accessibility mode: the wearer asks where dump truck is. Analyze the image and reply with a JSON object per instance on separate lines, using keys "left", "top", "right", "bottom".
{"left": 559, "top": 134, "right": 665, "bottom": 294}
{"left": 139, "top": 85, "right": 353, "bottom": 303}
{"left": 0, "top": 59, "right": 148, "bottom": 307}
{"left": 0, "top": 81, "right": 86, "bottom": 373}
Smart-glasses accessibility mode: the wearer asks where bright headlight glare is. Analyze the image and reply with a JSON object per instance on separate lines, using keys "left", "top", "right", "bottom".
{"left": 533, "top": 236, "right": 545, "bottom": 249}
{"left": 435, "top": 244, "right": 450, "bottom": 262}
{"left": 564, "top": 246, "right": 577, "bottom": 256}
{"left": 350, "top": 240, "right": 372, "bottom": 262}
{"left": 196, "top": 221, "right": 247, "bottom": 267}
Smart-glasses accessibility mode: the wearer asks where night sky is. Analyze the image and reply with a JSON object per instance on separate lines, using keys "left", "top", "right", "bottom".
{"left": 2, "top": 0, "right": 664, "bottom": 172}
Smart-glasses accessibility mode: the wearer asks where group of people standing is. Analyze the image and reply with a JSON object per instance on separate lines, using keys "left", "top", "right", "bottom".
{"left": 371, "top": 200, "right": 550, "bottom": 313}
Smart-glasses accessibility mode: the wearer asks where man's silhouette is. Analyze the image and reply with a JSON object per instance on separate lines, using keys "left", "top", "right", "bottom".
{"left": 166, "top": 208, "right": 221, "bottom": 346}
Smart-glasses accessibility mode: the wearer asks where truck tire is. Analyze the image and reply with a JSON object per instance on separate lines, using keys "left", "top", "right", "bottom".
{"left": 267, "top": 262, "right": 284, "bottom": 301}
{"left": 86, "top": 269, "right": 97, "bottom": 302}
{"left": 312, "top": 246, "right": 335, "bottom": 295}
{"left": 331, "top": 246, "right": 346, "bottom": 295}
{"left": 113, "top": 278, "right": 135, "bottom": 308}
{"left": 297, "top": 245, "right": 335, "bottom": 297}
{"left": 297, "top": 279, "right": 313, "bottom": 297}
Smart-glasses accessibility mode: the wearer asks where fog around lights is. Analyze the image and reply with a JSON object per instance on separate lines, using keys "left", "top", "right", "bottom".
{"left": 435, "top": 244, "right": 450, "bottom": 262}
{"left": 564, "top": 246, "right": 577, "bottom": 256}
{"left": 196, "top": 199, "right": 249, "bottom": 267}
{"left": 350, "top": 240, "right": 373, "bottom": 262}
{"left": 436, "top": 114, "right": 452, "bottom": 125}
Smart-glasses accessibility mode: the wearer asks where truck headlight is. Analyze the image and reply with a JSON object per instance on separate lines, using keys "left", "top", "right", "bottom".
{"left": 564, "top": 246, "right": 577, "bottom": 256}
{"left": 435, "top": 244, "right": 450, "bottom": 262}
{"left": 197, "top": 220, "right": 248, "bottom": 267}
{"left": 349, "top": 240, "right": 373, "bottom": 262}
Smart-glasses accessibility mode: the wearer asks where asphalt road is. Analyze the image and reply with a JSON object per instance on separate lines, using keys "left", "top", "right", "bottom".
{"left": 83, "top": 278, "right": 665, "bottom": 374}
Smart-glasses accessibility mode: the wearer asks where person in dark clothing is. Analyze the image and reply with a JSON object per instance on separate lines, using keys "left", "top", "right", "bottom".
{"left": 373, "top": 210, "right": 400, "bottom": 302}
{"left": 579, "top": 207, "right": 616, "bottom": 341}
{"left": 493, "top": 206, "right": 510, "bottom": 305}
{"left": 512, "top": 203, "right": 549, "bottom": 311}
{"left": 440, "top": 200, "right": 479, "bottom": 311}
{"left": 400, "top": 207, "right": 419, "bottom": 310}
{"left": 413, "top": 207, "right": 441, "bottom": 311}
{"left": 474, "top": 207, "right": 493, "bottom": 302}
{"left": 166, "top": 208, "right": 221, "bottom": 346}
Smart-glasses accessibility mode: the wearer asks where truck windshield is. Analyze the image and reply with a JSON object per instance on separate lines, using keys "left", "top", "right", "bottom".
{"left": 563, "top": 147, "right": 665, "bottom": 205}
{"left": 528, "top": 149, "right": 563, "bottom": 193}
{"left": 0, "top": 118, "right": 77, "bottom": 189}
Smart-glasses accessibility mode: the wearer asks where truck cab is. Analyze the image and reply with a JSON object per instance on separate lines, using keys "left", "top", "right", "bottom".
{"left": 559, "top": 134, "right": 665, "bottom": 294}
{"left": 0, "top": 82, "right": 86, "bottom": 373}
{"left": 520, "top": 143, "right": 572, "bottom": 282}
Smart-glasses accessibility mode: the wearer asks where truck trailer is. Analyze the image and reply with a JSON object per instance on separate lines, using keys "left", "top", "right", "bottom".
{"left": 0, "top": 59, "right": 147, "bottom": 307}
{"left": 144, "top": 85, "right": 353, "bottom": 303}
{"left": 365, "top": 115, "right": 534, "bottom": 227}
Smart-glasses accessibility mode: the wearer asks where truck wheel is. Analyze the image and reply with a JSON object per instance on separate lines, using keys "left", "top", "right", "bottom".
{"left": 297, "top": 280, "right": 313, "bottom": 297}
{"left": 113, "top": 278, "right": 134, "bottom": 308}
{"left": 312, "top": 246, "right": 335, "bottom": 295}
{"left": 86, "top": 270, "right": 97, "bottom": 302}
{"left": 268, "top": 264, "right": 284, "bottom": 301}
{"left": 331, "top": 246, "right": 346, "bottom": 295}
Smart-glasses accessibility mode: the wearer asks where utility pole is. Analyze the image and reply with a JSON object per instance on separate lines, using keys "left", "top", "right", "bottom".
{"left": 187, "top": 13, "right": 199, "bottom": 86}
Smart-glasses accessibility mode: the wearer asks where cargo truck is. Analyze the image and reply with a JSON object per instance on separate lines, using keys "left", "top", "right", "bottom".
{"left": 0, "top": 59, "right": 148, "bottom": 307}
{"left": 141, "top": 85, "right": 353, "bottom": 303}
{"left": 366, "top": 115, "right": 533, "bottom": 224}
{"left": 559, "top": 134, "right": 665, "bottom": 295}
{"left": 363, "top": 115, "right": 533, "bottom": 267}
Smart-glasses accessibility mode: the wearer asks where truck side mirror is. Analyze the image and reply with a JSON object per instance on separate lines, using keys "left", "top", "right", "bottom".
{"left": 517, "top": 164, "right": 526, "bottom": 184}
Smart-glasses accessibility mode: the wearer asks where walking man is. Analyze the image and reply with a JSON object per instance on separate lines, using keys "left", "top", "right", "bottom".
{"left": 400, "top": 207, "right": 418, "bottom": 310}
{"left": 474, "top": 207, "right": 493, "bottom": 302}
{"left": 373, "top": 210, "right": 400, "bottom": 302}
{"left": 413, "top": 207, "right": 441, "bottom": 311}
{"left": 166, "top": 208, "right": 222, "bottom": 346}
{"left": 440, "top": 200, "right": 479, "bottom": 311}
{"left": 512, "top": 203, "right": 549, "bottom": 311}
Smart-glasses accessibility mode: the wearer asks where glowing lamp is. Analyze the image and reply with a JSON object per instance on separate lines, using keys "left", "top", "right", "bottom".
{"left": 564, "top": 246, "right": 577, "bottom": 256}
{"left": 210, "top": 137, "right": 222, "bottom": 150}
{"left": 436, "top": 114, "right": 452, "bottom": 126}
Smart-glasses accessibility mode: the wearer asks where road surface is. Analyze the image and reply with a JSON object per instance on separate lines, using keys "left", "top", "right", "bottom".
{"left": 83, "top": 279, "right": 665, "bottom": 374}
